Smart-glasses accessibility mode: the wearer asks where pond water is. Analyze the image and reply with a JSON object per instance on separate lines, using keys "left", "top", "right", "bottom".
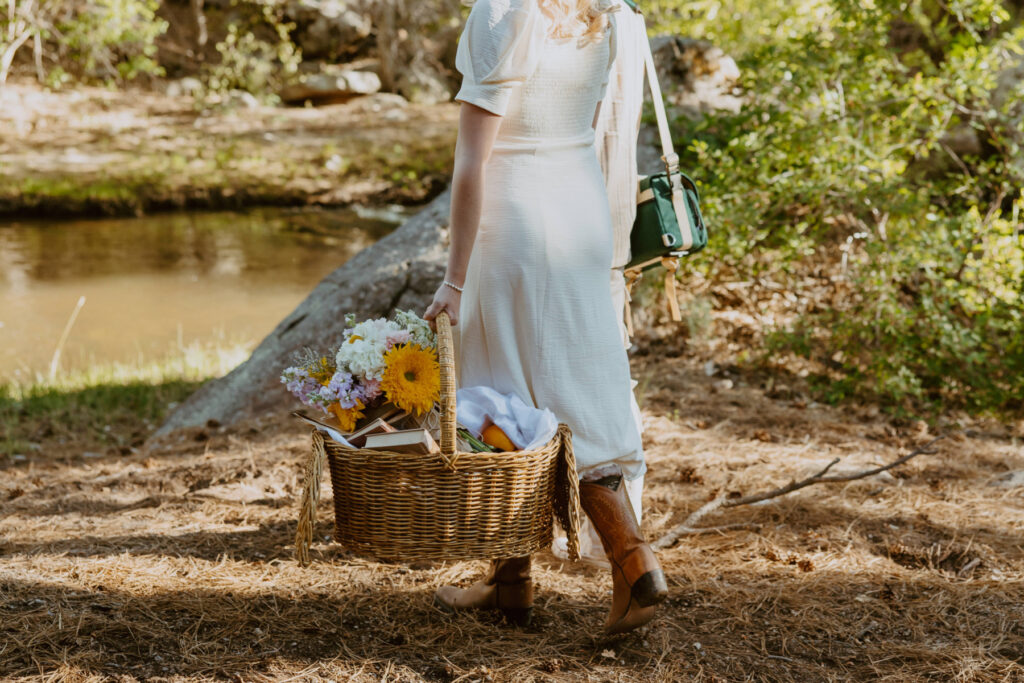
{"left": 0, "top": 205, "right": 411, "bottom": 383}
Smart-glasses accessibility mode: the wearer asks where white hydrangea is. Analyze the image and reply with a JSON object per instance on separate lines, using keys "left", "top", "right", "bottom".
{"left": 394, "top": 309, "right": 436, "bottom": 349}
{"left": 335, "top": 317, "right": 402, "bottom": 381}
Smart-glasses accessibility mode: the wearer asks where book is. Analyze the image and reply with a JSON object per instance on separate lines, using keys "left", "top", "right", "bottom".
{"left": 362, "top": 428, "right": 440, "bottom": 454}
{"left": 290, "top": 411, "right": 354, "bottom": 448}
{"left": 347, "top": 417, "right": 397, "bottom": 448}
{"left": 360, "top": 403, "right": 408, "bottom": 426}
{"left": 291, "top": 410, "right": 343, "bottom": 433}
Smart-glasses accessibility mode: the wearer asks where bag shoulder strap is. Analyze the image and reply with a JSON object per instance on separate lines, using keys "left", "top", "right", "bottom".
{"left": 640, "top": 29, "right": 678, "bottom": 175}
{"left": 636, "top": 31, "right": 686, "bottom": 324}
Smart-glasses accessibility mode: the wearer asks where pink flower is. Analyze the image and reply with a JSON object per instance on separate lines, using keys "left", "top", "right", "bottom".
{"left": 359, "top": 378, "right": 383, "bottom": 401}
{"left": 385, "top": 330, "right": 412, "bottom": 349}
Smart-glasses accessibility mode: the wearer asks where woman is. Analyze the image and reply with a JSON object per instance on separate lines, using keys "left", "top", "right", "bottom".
{"left": 551, "top": 0, "right": 648, "bottom": 567}
{"left": 423, "top": 0, "right": 667, "bottom": 636}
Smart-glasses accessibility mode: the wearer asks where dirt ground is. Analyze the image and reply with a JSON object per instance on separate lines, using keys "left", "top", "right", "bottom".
{"left": 2, "top": 355, "right": 1024, "bottom": 682}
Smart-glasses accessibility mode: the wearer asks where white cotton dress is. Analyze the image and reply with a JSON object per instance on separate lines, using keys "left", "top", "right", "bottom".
{"left": 451, "top": 0, "right": 645, "bottom": 480}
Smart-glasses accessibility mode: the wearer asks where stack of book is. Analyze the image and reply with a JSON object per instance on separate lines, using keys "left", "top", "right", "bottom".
{"left": 292, "top": 405, "right": 440, "bottom": 454}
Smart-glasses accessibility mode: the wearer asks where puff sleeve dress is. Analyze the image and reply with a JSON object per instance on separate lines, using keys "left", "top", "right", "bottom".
{"left": 451, "top": 0, "right": 645, "bottom": 481}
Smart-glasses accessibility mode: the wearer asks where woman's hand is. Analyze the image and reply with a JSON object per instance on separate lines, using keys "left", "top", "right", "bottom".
{"left": 423, "top": 282, "right": 462, "bottom": 331}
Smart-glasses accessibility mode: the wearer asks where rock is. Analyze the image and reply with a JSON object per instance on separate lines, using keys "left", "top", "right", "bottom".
{"left": 638, "top": 36, "right": 742, "bottom": 172}
{"left": 909, "top": 44, "right": 1023, "bottom": 179}
{"left": 394, "top": 60, "right": 454, "bottom": 105}
{"left": 152, "top": 189, "right": 451, "bottom": 437}
{"left": 285, "top": 0, "right": 373, "bottom": 60}
{"left": 993, "top": 50, "right": 1024, "bottom": 178}
{"left": 991, "top": 470, "right": 1024, "bottom": 488}
{"left": 370, "top": 0, "right": 462, "bottom": 100}
{"left": 648, "top": 36, "right": 743, "bottom": 120}
{"left": 279, "top": 68, "right": 382, "bottom": 104}
{"left": 163, "top": 77, "right": 203, "bottom": 98}
{"left": 226, "top": 90, "right": 261, "bottom": 109}
{"left": 348, "top": 92, "right": 410, "bottom": 112}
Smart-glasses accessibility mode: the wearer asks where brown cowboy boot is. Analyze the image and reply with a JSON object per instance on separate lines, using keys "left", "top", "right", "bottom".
{"left": 434, "top": 556, "right": 533, "bottom": 626}
{"left": 580, "top": 468, "right": 668, "bottom": 635}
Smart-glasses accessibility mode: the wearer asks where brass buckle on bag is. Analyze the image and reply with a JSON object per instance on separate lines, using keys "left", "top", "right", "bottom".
{"left": 662, "top": 152, "right": 680, "bottom": 174}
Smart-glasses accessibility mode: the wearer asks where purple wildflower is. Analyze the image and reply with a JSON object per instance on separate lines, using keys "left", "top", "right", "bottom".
{"left": 281, "top": 366, "right": 323, "bottom": 408}
{"left": 323, "top": 371, "right": 361, "bottom": 409}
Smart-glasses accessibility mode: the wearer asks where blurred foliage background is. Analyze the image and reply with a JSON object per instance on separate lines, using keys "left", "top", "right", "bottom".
{"left": 645, "top": 0, "right": 1024, "bottom": 415}
{"left": 2, "top": 0, "right": 1022, "bottom": 417}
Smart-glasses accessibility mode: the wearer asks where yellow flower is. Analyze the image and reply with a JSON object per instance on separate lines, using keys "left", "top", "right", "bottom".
{"left": 380, "top": 343, "right": 440, "bottom": 416}
{"left": 309, "top": 356, "right": 334, "bottom": 384}
{"left": 330, "top": 401, "right": 364, "bottom": 432}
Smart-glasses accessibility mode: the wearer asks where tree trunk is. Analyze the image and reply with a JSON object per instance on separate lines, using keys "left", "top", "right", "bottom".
{"left": 191, "top": 0, "right": 207, "bottom": 48}
{"left": 0, "top": 27, "right": 32, "bottom": 86}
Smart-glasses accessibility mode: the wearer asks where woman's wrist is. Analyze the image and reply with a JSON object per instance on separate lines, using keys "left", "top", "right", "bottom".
{"left": 443, "top": 279, "right": 464, "bottom": 294}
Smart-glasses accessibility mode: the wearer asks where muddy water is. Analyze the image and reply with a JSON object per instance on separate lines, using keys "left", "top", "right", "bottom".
{"left": 0, "top": 206, "right": 411, "bottom": 383}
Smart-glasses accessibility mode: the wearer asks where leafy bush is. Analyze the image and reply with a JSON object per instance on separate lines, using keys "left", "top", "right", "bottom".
{"left": 0, "top": 0, "right": 166, "bottom": 86}
{"left": 199, "top": 3, "right": 301, "bottom": 103}
{"left": 656, "top": 0, "right": 1024, "bottom": 413}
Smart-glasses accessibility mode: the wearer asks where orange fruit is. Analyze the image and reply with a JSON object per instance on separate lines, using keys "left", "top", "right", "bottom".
{"left": 481, "top": 424, "right": 516, "bottom": 452}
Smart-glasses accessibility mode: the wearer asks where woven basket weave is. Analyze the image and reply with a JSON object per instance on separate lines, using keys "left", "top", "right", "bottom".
{"left": 295, "top": 311, "right": 581, "bottom": 563}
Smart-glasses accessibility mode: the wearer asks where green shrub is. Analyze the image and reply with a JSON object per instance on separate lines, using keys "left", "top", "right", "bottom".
{"left": 659, "top": 0, "right": 1024, "bottom": 413}
{"left": 0, "top": 0, "right": 166, "bottom": 85}
{"left": 199, "top": 3, "right": 301, "bottom": 103}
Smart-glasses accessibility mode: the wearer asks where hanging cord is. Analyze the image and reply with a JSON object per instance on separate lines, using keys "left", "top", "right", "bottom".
{"left": 295, "top": 428, "right": 327, "bottom": 566}
{"left": 661, "top": 256, "right": 681, "bottom": 322}
{"left": 623, "top": 268, "right": 642, "bottom": 337}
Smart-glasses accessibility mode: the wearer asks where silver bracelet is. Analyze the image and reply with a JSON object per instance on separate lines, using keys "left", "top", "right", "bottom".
{"left": 443, "top": 280, "right": 464, "bottom": 293}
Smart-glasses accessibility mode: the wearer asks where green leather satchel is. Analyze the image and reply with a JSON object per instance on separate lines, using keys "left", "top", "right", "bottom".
{"left": 624, "top": 25, "right": 708, "bottom": 324}
{"left": 631, "top": 170, "right": 706, "bottom": 269}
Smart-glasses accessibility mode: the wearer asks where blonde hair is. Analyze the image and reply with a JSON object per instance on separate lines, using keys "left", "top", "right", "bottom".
{"left": 462, "top": 0, "right": 617, "bottom": 45}
{"left": 537, "top": 0, "right": 617, "bottom": 44}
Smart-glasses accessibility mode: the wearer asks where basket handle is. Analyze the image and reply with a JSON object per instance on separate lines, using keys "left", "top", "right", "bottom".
{"left": 435, "top": 310, "right": 458, "bottom": 468}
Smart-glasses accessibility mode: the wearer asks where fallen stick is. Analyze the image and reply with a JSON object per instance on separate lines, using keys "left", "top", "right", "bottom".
{"left": 653, "top": 435, "right": 948, "bottom": 550}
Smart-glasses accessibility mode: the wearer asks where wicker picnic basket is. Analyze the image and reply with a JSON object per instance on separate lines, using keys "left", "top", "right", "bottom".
{"left": 294, "top": 311, "right": 581, "bottom": 564}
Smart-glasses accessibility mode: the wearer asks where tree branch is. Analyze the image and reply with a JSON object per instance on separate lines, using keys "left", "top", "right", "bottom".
{"left": 653, "top": 435, "right": 948, "bottom": 550}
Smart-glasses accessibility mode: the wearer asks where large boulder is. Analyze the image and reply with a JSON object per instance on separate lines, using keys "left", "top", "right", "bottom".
{"left": 638, "top": 36, "right": 742, "bottom": 172}
{"left": 153, "top": 189, "right": 451, "bottom": 437}
{"left": 285, "top": 0, "right": 373, "bottom": 60}
{"left": 994, "top": 50, "right": 1024, "bottom": 180}
{"left": 394, "top": 58, "right": 454, "bottom": 105}
{"left": 371, "top": 0, "right": 463, "bottom": 104}
{"left": 649, "top": 36, "right": 742, "bottom": 121}
{"left": 279, "top": 66, "right": 382, "bottom": 104}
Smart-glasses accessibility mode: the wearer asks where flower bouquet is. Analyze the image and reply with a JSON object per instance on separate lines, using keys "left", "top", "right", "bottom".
{"left": 281, "top": 310, "right": 440, "bottom": 433}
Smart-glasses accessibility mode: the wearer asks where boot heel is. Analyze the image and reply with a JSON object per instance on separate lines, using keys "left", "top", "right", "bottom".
{"left": 630, "top": 569, "right": 669, "bottom": 608}
{"left": 499, "top": 606, "right": 533, "bottom": 627}
{"left": 495, "top": 579, "right": 533, "bottom": 627}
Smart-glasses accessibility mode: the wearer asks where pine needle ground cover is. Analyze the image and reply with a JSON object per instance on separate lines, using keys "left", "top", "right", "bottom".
{"left": 2, "top": 355, "right": 1022, "bottom": 682}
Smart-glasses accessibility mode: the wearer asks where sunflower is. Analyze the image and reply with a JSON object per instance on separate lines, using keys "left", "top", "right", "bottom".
{"left": 330, "top": 401, "right": 365, "bottom": 432}
{"left": 380, "top": 343, "right": 440, "bottom": 415}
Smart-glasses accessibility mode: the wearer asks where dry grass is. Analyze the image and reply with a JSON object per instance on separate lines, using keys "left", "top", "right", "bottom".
{"left": 2, "top": 356, "right": 1024, "bottom": 681}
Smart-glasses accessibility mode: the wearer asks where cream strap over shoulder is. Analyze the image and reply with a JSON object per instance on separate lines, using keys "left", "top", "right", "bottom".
{"left": 640, "top": 32, "right": 678, "bottom": 175}
{"left": 622, "top": 33, "right": 692, "bottom": 325}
